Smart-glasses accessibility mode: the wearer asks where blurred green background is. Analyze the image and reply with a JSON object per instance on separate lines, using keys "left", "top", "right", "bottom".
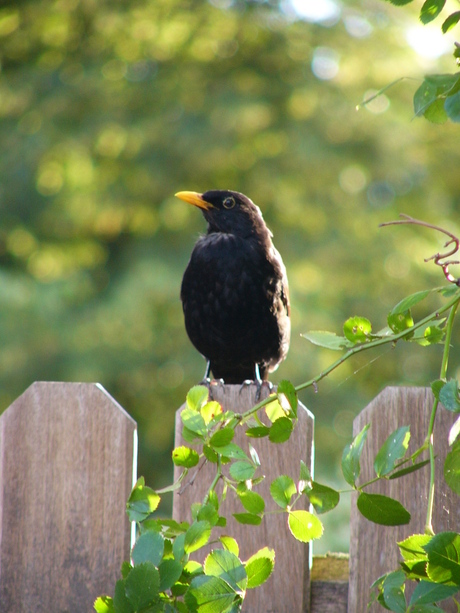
{"left": 1, "top": 0, "right": 459, "bottom": 553}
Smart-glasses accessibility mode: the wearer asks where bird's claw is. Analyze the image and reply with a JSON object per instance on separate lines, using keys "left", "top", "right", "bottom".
{"left": 239, "top": 379, "right": 273, "bottom": 401}
{"left": 199, "top": 377, "right": 225, "bottom": 400}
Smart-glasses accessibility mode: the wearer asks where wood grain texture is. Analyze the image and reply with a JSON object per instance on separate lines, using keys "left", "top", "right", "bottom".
{"left": 348, "top": 386, "right": 460, "bottom": 613}
{"left": 0, "top": 381, "right": 137, "bottom": 613}
{"left": 172, "top": 383, "right": 314, "bottom": 613}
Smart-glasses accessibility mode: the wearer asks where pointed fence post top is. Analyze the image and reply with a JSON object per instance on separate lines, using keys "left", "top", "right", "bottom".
{"left": 0, "top": 381, "right": 137, "bottom": 613}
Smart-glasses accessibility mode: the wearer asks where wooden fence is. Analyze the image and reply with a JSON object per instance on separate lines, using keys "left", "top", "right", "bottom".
{"left": 0, "top": 382, "right": 459, "bottom": 612}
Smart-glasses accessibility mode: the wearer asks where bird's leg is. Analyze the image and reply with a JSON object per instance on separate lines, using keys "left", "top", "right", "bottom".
{"left": 199, "top": 360, "right": 224, "bottom": 400}
{"left": 239, "top": 364, "right": 273, "bottom": 401}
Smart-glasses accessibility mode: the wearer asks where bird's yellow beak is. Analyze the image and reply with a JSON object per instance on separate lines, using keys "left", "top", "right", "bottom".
{"left": 175, "top": 191, "right": 214, "bottom": 210}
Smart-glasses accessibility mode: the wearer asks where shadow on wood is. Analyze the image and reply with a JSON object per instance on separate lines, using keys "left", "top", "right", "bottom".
{"left": 172, "top": 383, "right": 314, "bottom": 613}
{"left": 0, "top": 381, "right": 137, "bottom": 613}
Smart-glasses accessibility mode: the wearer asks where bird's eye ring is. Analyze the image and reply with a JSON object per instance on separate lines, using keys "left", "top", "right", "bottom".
{"left": 223, "top": 196, "right": 236, "bottom": 209}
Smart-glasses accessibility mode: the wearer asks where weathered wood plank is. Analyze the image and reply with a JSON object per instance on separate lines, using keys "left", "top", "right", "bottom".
{"left": 173, "top": 383, "right": 314, "bottom": 613}
{"left": 0, "top": 381, "right": 137, "bottom": 613}
{"left": 348, "top": 387, "right": 460, "bottom": 613}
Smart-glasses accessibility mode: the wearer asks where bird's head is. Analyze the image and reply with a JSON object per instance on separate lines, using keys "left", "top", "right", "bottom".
{"left": 175, "top": 189, "right": 270, "bottom": 238}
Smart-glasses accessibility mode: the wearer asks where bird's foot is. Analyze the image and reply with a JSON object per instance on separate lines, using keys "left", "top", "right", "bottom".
{"left": 239, "top": 379, "right": 273, "bottom": 401}
{"left": 199, "top": 377, "right": 225, "bottom": 400}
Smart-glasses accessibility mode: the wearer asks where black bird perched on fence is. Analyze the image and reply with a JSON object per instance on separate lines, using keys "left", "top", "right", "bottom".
{"left": 176, "top": 189, "right": 290, "bottom": 385}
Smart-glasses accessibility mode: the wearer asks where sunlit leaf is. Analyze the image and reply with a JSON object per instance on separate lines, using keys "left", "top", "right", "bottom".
{"left": 343, "top": 316, "right": 372, "bottom": 343}
{"left": 172, "top": 445, "right": 200, "bottom": 468}
{"left": 288, "top": 510, "right": 323, "bottom": 542}
{"left": 245, "top": 547, "right": 275, "bottom": 589}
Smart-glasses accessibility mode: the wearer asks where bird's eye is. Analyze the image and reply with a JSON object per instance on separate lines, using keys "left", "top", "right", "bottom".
{"left": 223, "top": 196, "right": 236, "bottom": 209}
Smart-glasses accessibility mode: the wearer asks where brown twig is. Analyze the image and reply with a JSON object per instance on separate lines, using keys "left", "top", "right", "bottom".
{"left": 380, "top": 214, "right": 460, "bottom": 286}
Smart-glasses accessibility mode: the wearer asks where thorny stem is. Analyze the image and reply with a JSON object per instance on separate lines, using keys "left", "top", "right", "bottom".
{"left": 229, "top": 291, "right": 460, "bottom": 427}
{"left": 381, "top": 215, "right": 460, "bottom": 286}
{"left": 425, "top": 299, "right": 460, "bottom": 534}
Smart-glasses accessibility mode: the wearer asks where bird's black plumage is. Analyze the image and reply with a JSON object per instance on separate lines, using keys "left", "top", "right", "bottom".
{"left": 176, "top": 189, "right": 290, "bottom": 384}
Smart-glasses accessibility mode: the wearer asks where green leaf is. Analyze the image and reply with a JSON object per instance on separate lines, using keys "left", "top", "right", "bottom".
{"left": 172, "top": 446, "right": 200, "bottom": 468}
{"left": 269, "top": 416, "right": 293, "bottom": 443}
{"left": 288, "top": 510, "right": 323, "bottom": 542}
{"left": 301, "top": 330, "right": 354, "bottom": 350}
{"left": 113, "top": 579, "right": 133, "bottom": 613}
{"left": 445, "top": 91, "right": 460, "bottom": 123}
{"left": 343, "top": 316, "right": 372, "bottom": 343}
{"left": 203, "top": 444, "right": 219, "bottom": 463}
{"left": 270, "top": 475, "right": 297, "bottom": 508}
{"left": 212, "top": 443, "right": 248, "bottom": 461}
{"left": 442, "top": 11, "right": 460, "bottom": 32}
{"left": 381, "top": 570, "right": 406, "bottom": 613}
{"left": 184, "top": 575, "right": 237, "bottom": 612}
{"left": 186, "top": 385, "right": 209, "bottom": 411}
{"left": 126, "top": 477, "right": 161, "bottom": 522}
{"left": 386, "top": 0, "right": 414, "bottom": 5}
{"left": 357, "top": 492, "right": 411, "bottom": 525}
{"left": 387, "top": 309, "right": 414, "bottom": 334}
{"left": 410, "top": 580, "right": 458, "bottom": 606}
{"left": 341, "top": 423, "right": 370, "bottom": 487}
{"left": 444, "top": 441, "right": 460, "bottom": 494}
{"left": 229, "top": 461, "right": 256, "bottom": 481}
{"left": 237, "top": 490, "right": 265, "bottom": 515}
{"left": 424, "top": 98, "right": 448, "bottom": 124}
{"left": 197, "top": 503, "right": 220, "bottom": 526}
{"left": 374, "top": 426, "right": 411, "bottom": 477}
{"left": 432, "top": 379, "right": 445, "bottom": 400}
{"left": 415, "top": 324, "right": 444, "bottom": 346}
{"left": 245, "top": 547, "right": 275, "bottom": 589}
{"left": 220, "top": 536, "right": 239, "bottom": 557}
{"left": 184, "top": 521, "right": 212, "bottom": 554}
{"left": 124, "top": 562, "right": 160, "bottom": 610}
{"left": 414, "top": 80, "right": 439, "bottom": 117}
{"left": 399, "top": 534, "right": 431, "bottom": 562}
{"left": 424, "top": 532, "right": 460, "bottom": 585}
{"left": 132, "top": 531, "right": 165, "bottom": 567}
{"left": 204, "top": 549, "right": 247, "bottom": 591}
{"left": 209, "top": 427, "right": 234, "bottom": 448}
{"left": 94, "top": 596, "right": 114, "bottom": 613}
{"left": 389, "top": 458, "right": 430, "bottom": 479}
{"left": 440, "top": 379, "right": 460, "bottom": 412}
{"left": 181, "top": 408, "right": 208, "bottom": 439}
{"left": 420, "top": 0, "right": 446, "bottom": 24}
{"left": 233, "top": 512, "right": 262, "bottom": 525}
{"left": 158, "top": 559, "right": 183, "bottom": 591}
{"left": 307, "top": 481, "right": 340, "bottom": 514}
{"left": 390, "top": 289, "right": 431, "bottom": 315}
{"left": 277, "top": 379, "right": 298, "bottom": 415}
{"left": 245, "top": 426, "right": 270, "bottom": 438}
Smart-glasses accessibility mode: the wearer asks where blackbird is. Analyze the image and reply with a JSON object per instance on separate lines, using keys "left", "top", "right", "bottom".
{"left": 176, "top": 189, "right": 290, "bottom": 384}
